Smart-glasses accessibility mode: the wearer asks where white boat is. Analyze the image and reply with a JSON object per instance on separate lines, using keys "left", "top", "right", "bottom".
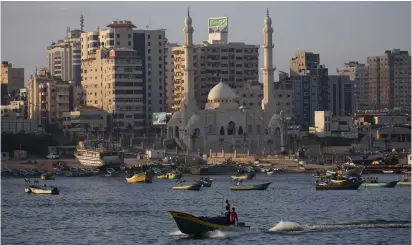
{"left": 326, "top": 170, "right": 336, "bottom": 176}
{"left": 267, "top": 168, "right": 280, "bottom": 175}
{"left": 105, "top": 168, "right": 118, "bottom": 177}
{"left": 382, "top": 170, "right": 394, "bottom": 174}
{"left": 74, "top": 140, "right": 124, "bottom": 167}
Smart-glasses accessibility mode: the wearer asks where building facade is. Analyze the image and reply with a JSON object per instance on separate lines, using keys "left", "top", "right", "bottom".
{"left": 337, "top": 61, "right": 369, "bottom": 110}
{"left": 172, "top": 42, "right": 259, "bottom": 111}
{"left": 47, "top": 29, "right": 82, "bottom": 84}
{"left": 311, "top": 111, "right": 357, "bottom": 139}
{"left": 367, "top": 49, "right": 411, "bottom": 110}
{"left": 1, "top": 61, "right": 24, "bottom": 97}
{"left": 62, "top": 105, "right": 108, "bottom": 137}
{"left": 165, "top": 42, "right": 178, "bottom": 112}
{"left": 328, "top": 75, "right": 354, "bottom": 117}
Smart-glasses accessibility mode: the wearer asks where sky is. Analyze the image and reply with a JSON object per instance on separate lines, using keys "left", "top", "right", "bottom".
{"left": 1, "top": 1, "right": 411, "bottom": 84}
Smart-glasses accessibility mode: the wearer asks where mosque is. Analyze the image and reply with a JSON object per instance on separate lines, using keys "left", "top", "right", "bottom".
{"left": 165, "top": 9, "right": 287, "bottom": 155}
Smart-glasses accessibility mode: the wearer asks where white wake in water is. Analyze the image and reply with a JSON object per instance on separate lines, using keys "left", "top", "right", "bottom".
{"left": 269, "top": 221, "right": 304, "bottom": 232}
{"left": 169, "top": 230, "right": 186, "bottom": 236}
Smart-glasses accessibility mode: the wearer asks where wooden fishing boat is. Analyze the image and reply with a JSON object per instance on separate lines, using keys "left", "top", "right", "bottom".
{"left": 168, "top": 211, "right": 250, "bottom": 236}
{"left": 25, "top": 185, "right": 59, "bottom": 195}
{"left": 231, "top": 172, "right": 255, "bottom": 180}
{"left": 40, "top": 172, "right": 56, "bottom": 180}
{"left": 157, "top": 172, "right": 182, "bottom": 179}
{"left": 361, "top": 181, "right": 398, "bottom": 188}
{"left": 172, "top": 182, "right": 202, "bottom": 191}
{"left": 199, "top": 178, "right": 213, "bottom": 187}
{"left": 126, "top": 171, "right": 154, "bottom": 183}
{"left": 230, "top": 182, "right": 271, "bottom": 191}
{"left": 316, "top": 180, "right": 363, "bottom": 190}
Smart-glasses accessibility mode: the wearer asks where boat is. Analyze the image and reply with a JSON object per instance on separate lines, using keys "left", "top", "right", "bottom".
{"left": 125, "top": 172, "right": 154, "bottom": 183}
{"left": 74, "top": 140, "right": 124, "bottom": 167}
{"left": 326, "top": 170, "right": 337, "bottom": 176}
{"left": 230, "top": 182, "right": 272, "bottom": 191}
{"left": 398, "top": 174, "right": 412, "bottom": 186}
{"left": 157, "top": 172, "right": 182, "bottom": 180}
{"left": 231, "top": 172, "right": 255, "bottom": 180}
{"left": 361, "top": 181, "right": 398, "bottom": 188}
{"left": 382, "top": 170, "right": 394, "bottom": 174}
{"left": 168, "top": 211, "right": 250, "bottom": 236}
{"left": 199, "top": 177, "right": 213, "bottom": 187}
{"left": 172, "top": 182, "right": 202, "bottom": 191}
{"left": 267, "top": 168, "right": 280, "bottom": 175}
{"left": 25, "top": 182, "right": 59, "bottom": 195}
{"left": 40, "top": 172, "right": 56, "bottom": 180}
{"left": 312, "top": 174, "right": 329, "bottom": 178}
{"left": 316, "top": 179, "right": 364, "bottom": 190}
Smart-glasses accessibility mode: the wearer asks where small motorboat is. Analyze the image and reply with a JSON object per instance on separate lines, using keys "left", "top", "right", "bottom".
{"left": 25, "top": 181, "right": 59, "bottom": 195}
{"left": 267, "top": 168, "right": 280, "bottom": 175}
{"left": 231, "top": 172, "right": 255, "bottom": 180}
{"left": 104, "top": 168, "right": 118, "bottom": 177}
{"left": 361, "top": 180, "right": 398, "bottom": 188}
{"left": 158, "top": 172, "right": 182, "bottom": 180}
{"left": 172, "top": 182, "right": 202, "bottom": 191}
{"left": 230, "top": 182, "right": 272, "bottom": 191}
{"left": 398, "top": 174, "right": 412, "bottom": 186}
{"left": 126, "top": 172, "right": 154, "bottom": 183}
{"left": 326, "top": 170, "right": 337, "bottom": 176}
{"left": 168, "top": 211, "right": 250, "bottom": 236}
{"left": 382, "top": 170, "right": 394, "bottom": 174}
{"left": 316, "top": 178, "right": 364, "bottom": 190}
{"left": 40, "top": 172, "right": 56, "bottom": 180}
{"left": 199, "top": 178, "right": 213, "bottom": 187}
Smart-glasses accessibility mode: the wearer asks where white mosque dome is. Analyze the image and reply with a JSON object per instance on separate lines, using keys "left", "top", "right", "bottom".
{"left": 207, "top": 82, "right": 237, "bottom": 101}
{"left": 187, "top": 114, "right": 201, "bottom": 127}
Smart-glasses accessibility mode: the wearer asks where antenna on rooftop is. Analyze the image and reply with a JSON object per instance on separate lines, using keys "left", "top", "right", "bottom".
{"left": 80, "top": 14, "right": 84, "bottom": 32}
{"left": 66, "top": 27, "right": 70, "bottom": 39}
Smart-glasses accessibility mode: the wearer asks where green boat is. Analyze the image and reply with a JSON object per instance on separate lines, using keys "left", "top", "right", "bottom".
{"left": 168, "top": 211, "right": 250, "bottom": 236}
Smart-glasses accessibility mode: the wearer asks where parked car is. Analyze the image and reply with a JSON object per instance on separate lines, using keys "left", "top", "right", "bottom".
{"left": 46, "top": 153, "right": 59, "bottom": 159}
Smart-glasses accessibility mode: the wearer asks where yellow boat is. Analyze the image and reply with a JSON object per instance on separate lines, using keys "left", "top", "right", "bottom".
{"left": 398, "top": 181, "right": 412, "bottom": 186}
{"left": 25, "top": 185, "right": 59, "bottom": 195}
{"left": 158, "top": 173, "right": 181, "bottom": 180}
{"left": 331, "top": 179, "right": 347, "bottom": 183}
{"left": 126, "top": 172, "right": 154, "bottom": 183}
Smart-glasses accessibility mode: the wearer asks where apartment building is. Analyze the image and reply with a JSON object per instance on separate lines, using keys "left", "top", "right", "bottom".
{"left": 62, "top": 105, "right": 108, "bottom": 137}
{"left": 133, "top": 29, "right": 168, "bottom": 129}
{"left": 1, "top": 61, "right": 24, "bottom": 97}
{"left": 367, "top": 49, "right": 411, "bottom": 110}
{"left": 47, "top": 29, "right": 82, "bottom": 84}
{"left": 165, "top": 42, "right": 178, "bottom": 112}
{"left": 172, "top": 42, "right": 259, "bottom": 111}
{"left": 273, "top": 80, "right": 294, "bottom": 117}
{"left": 69, "top": 81, "right": 85, "bottom": 111}
{"left": 81, "top": 48, "right": 145, "bottom": 131}
{"left": 328, "top": 75, "right": 354, "bottom": 117}
{"left": 337, "top": 61, "right": 369, "bottom": 110}
{"left": 0, "top": 101, "right": 26, "bottom": 120}
{"left": 236, "top": 80, "right": 263, "bottom": 108}
{"left": 311, "top": 111, "right": 357, "bottom": 139}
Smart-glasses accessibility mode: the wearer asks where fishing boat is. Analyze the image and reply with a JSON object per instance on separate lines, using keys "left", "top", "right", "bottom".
{"left": 316, "top": 179, "right": 363, "bottom": 190}
{"left": 172, "top": 182, "right": 202, "bottom": 191}
{"left": 230, "top": 182, "right": 271, "bottom": 191}
{"left": 168, "top": 211, "right": 250, "bottom": 236}
{"left": 326, "top": 170, "right": 337, "bottom": 176}
{"left": 24, "top": 180, "right": 59, "bottom": 195}
{"left": 74, "top": 140, "right": 124, "bottom": 167}
{"left": 157, "top": 172, "right": 182, "bottom": 180}
{"left": 267, "top": 168, "right": 280, "bottom": 175}
{"left": 231, "top": 172, "right": 255, "bottom": 180}
{"left": 361, "top": 181, "right": 398, "bottom": 188}
{"left": 125, "top": 172, "right": 154, "bottom": 183}
{"left": 104, "top": 168, "right": 118, "bottom": 177}
{"left": 199, "top": 177, "right": 213, "bottom": 187}
{"left": 40, "top": 172, "right": 56, "bottom": 180}
{"left": 382, "top": 170, "right": 394, "bottom": 174}
{"left": 398, "top": 174, "right": 412, "bottom": 186}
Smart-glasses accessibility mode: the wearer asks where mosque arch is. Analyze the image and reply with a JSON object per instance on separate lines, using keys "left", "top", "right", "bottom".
{"left": 168, "top": 126, "right": 173, "bottom": 138}
{"left": 193, "top": 128, "right": 201, "bottom": 137}
{"left": 175, "top": 126, "right": 179, "bottom": 138}
{"left": 227, "top": 121, "right": 236, "bottom": 135}
{"left": 220, "top": 126, "right": 225, "bottom": 135}
{"left": 256, "top": 125, "right": 261, "bottom": 135}
{"left": 275, "top": 127, "right": 281, "bottom": 136}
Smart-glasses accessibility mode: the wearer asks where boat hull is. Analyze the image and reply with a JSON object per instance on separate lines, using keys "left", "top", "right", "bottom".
{"left": 41, "top": 174, "right": 56, "bottom": 180}
{"left": 397, "top": 181, "right": 412, "bottom": 186}
{"left": 25, "top": 186, "right": 59, "bottom": 195}
{"left": 172, "top": 183, "right": 202, "bottom": 190}
{"left": 200, "top": 180, "right": 212, "bottom": 187}
{"left": 230, "top": 182, "right": 272, "bottom": 191}
{"left": 158, "top": 173, "right": 181, "bottom": 179}
{"left": 75, "top": 154, "right": 124, "bottom": 168}
{"left": 316, "top": 181, "right": 363, "bottom": 190}
{"left": 361, "top": 181, "right": 398, "bottom": 188}
{"left": 126, "top": 172, "right": 154, "bottom": 183}
{"left": 168, "top": 211, "right": 250, "bottom": 236}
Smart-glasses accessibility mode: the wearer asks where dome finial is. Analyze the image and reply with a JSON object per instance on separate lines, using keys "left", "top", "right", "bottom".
{"left": 267, "top": 8, "right": 269, "bottom": 17}
{"left": 188, "top": 7, "right": 190, "bottom": 17}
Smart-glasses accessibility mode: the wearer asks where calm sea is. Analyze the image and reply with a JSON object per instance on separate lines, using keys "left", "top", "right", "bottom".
{"left": 2, "top": 173, "right": 411, "bottom": 245}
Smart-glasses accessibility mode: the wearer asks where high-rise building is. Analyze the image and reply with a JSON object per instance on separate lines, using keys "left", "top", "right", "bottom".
{"left": 1, "top": 61, "right": 24, "bottom": 99}
{"left": 47, "top": 29, "right": 82, "bottom": 84}
{"left": 165, "top": 42, "right": 178, "bottom": 112}
{"left": 172, "top": 42, "right": 259, "bottom": 111}
{"left": 328, "top": 75, "right": 354, "bottom": 117}
{"left": 289, "top": 51, "right": 329, "bottom": 113}
{"left": 367, "top": 49, "right": 411, "bottom": 110}
{"left": 81, "top": 48, "right": 144, "bottom": 131}
{"left": 337, "top": 61, "right": 369, "bottom": 110}
{"left": 133, "top": 29, "right": 168, "bottom": 130}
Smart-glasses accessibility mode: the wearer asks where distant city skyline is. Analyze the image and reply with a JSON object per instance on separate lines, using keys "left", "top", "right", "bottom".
{"left": 1, "top": 1, "right": 411, "bottom": 83}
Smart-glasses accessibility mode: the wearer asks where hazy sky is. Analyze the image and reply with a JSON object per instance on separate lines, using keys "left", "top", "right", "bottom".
{"left": 1, "top": 1, "right": 411, "bottom": 83}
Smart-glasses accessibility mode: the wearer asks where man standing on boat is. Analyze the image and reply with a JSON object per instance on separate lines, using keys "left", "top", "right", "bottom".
{"left": 225, "top": 200, "right": 231, "bottom": 224}
{"left": 230, "top": 208, "right": 238, "bottom": 225}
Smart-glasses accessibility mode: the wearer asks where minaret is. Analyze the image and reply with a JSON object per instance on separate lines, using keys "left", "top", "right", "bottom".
{"left": 182, "top": 8, "right": 197, "bottom": 115}
{"left": 261, "top": 9, "right": 276, "bottom": 114}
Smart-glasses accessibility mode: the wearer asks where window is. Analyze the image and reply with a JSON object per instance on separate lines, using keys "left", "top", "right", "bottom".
{"left": 128, "top": 34, "right": 131, "bottom": 38}
{"left": 159, "top": 100, "right": 163, "bottom": 104}
{"left": 117, "top": 34, "right": 120, "bottom": 38}
{"left": 148, "top": 85, "right": 151, "bottom": 90}
{"left": 148, "top": 34, "right": 151, "bottom": 39}
{"left": 159, "top": 49, "right": 162, "bottom": 54}
{"left": 148, "top": 49, "right": 151, "bottom": 54}
{"left": 159, "top": 64, "right": 162, "bottom": 68}
{"left": 148, "top": 42, "right": 151, "bottom": 46}
{"left": 158, "top": 34, "right": 162, "bottom": 39}
{"left": 128, "top": 41, "right": 131, "bottom": 46}
{"left": 117, "top": 41, "right": 120, "bottom": 46}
